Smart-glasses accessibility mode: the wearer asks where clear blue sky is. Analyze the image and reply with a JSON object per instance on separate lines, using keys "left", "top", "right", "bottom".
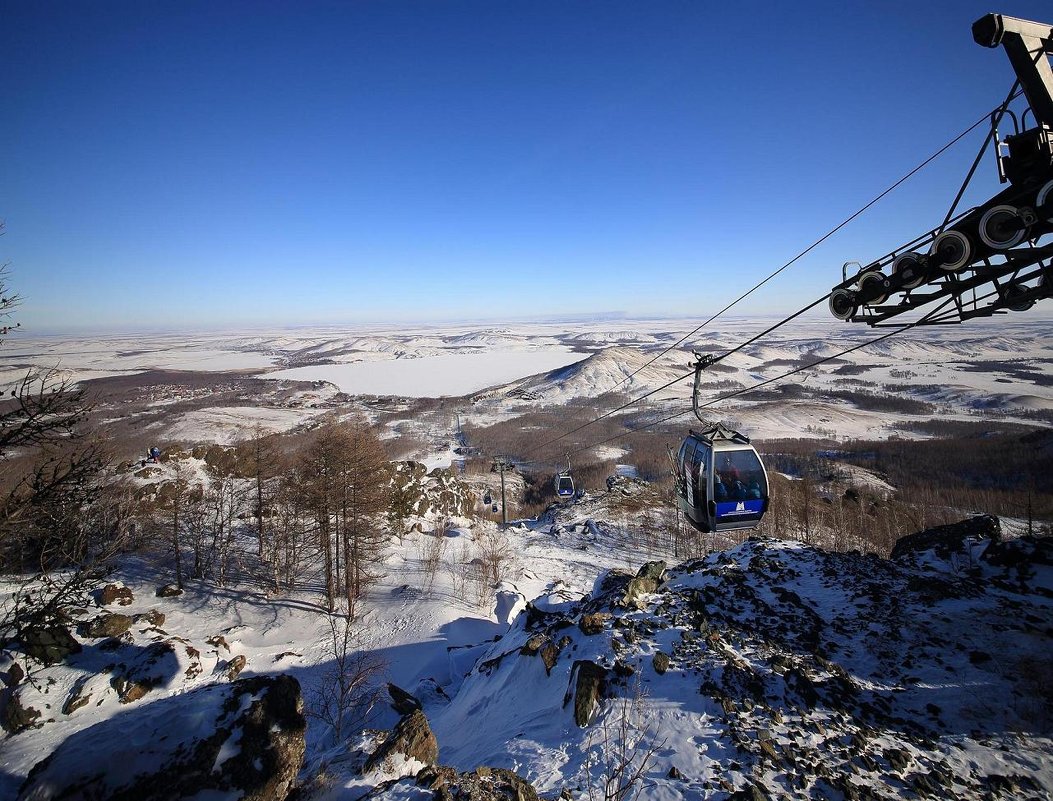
{"left": 3, "top": 0, "right": 1051, "bottom": 332}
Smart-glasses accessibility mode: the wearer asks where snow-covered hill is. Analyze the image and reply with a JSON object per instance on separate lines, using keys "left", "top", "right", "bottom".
{"left": 5, "top": 485, "right": 1050, "bottom": 801}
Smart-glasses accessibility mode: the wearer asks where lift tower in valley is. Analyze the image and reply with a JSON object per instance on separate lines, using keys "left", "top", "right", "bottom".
{"left": 490, "top": 458, "right": 515, "bottom": 528}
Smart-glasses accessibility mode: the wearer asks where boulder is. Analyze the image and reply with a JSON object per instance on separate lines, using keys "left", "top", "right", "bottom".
{"left": 891, "top": 515, "right": 1000, "bottom": 562}
{"left": 579, "top": 612, "right": 610, "bottom": 635}
{"left": 412, "top": 765, "right": 541, "bottom": 801}
{"left": 1, "top": 689, "right": 40, "bottom": 733}
{"left": 571, "top": 660, "right": 607, "bottom": 727}
{"left": 83, "top": 613, "right": 133, "bottom": 639}
{"left": 225, "top": 654, "right": 247, "bottom": 681}
{"left": 363, "top": 709, "right": 438, "bottom": 774}
{"left": 653, "top": 651, "right": 671, "bottom": 675}
{"left": 135, "top": 609, "right": 167, "bottom": 627}
{"left": 21, "top": 624, "right": 81, "bottom": 666}
{"left": 99, "top": 584, "right": 134, "bottom": 606}
{"left": 623, "top": 561, "right": 666, "bottom": 608}
{"left": 387, "top": 683, "right": 423, "bottom": 716}
{"left": 156, "top": 584, "right": 184, "bottom": 598}
{"left": 19, "top": 675, "right": 305, "bottom": 801}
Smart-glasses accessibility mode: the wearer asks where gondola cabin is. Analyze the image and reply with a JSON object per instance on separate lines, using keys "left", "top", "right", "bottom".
{"left": 675, "top": 424, "right": 768, "bottom": 533}
{"left": 554, "top": 471, "right": 575, "bottom": 499}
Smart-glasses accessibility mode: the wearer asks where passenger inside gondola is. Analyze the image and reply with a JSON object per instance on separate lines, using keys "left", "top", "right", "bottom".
{"left": 714, "top": 475, "right": 728, "bottom": 501}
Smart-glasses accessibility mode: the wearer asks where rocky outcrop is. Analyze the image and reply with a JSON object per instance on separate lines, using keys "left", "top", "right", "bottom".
{"left": 18, "top": 674, "right": 305, "bottom": 801}
{"left": 410, "top": 765, "right": 542, "bottom": 801}
{"left": 570, "top": 660, "right": 607, "bottom": 727}
{"left": 82, "top": 612, "right": 133, "bottom": 639}
{"left": 1, "top": 689, "right": 40, "bottom": 734}
{"left": 99, "top": 584, "right": 134, "bottom": 606}
{"left": 387, "top": 683, "right": 423, "bottom": 716}
{"left": 364, "top": 709, "right": 439, "bottom": 774}
{"left": 389, "top": 461, "right": 474, "bottom": 518}
{"left": 891, "top": 515, "right": 1001, "bottom": 561}
{"left": 622, "top": 560, "right": 666, "bottom": 608}
{"left": 20, "top": 624, "right": 81, "bottom": 666}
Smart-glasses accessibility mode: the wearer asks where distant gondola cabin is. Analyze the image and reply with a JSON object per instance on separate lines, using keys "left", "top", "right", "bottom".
{"left": 555, "top": 472, "right": 575, "bottom": 499}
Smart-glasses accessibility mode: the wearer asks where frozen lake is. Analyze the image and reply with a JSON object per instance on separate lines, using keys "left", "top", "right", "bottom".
{"left": 262, "top": 348, "right": 587, "bottom": 397}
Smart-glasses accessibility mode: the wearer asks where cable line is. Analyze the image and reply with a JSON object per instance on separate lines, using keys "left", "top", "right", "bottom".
{"left": 609, "top": 102, "right": 1009, "bottom": 394}
{"left": 522, "top": 292, "right": 830, "bottom": 458}
{"left": 559, "top": 298, "right": 954, "bottom": 462}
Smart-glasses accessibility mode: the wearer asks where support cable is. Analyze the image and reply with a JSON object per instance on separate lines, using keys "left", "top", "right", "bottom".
{"left": 559, "top": 298, "right": 954, "bottom": 461}
{"left": 610, "top": 99, "right": 1017, "bottom": 394}
{"left": 521, "top": 292, "right": 831, "bottom": 458}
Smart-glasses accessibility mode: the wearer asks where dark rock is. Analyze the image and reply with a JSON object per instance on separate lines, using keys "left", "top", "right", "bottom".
{"left": 387, "top": 683, "right": 423, "bottom": 715}
{"left": 156, "top": 584, "right": 184, "bottom": 598}
{"left": 19, "top": 675, "right": 306, "bottom": 801}
{"left": 1, "top": 689, "right": 40, "bottom": 733}
{"left": 728, "top": 782, "right": 769, "bottom": 801}
{"left": 413, "top": 765, "right": 541, "bottom": 801}
{"left": 206, "top": 634, "right": 230, "bottom": 652}
{"left": 225, "top": 654, "right": 247, "bottom": 681}
{"left": 521, "top": 633, "right": 548, "bottom": 655}
{"left": 364, "top": 709, "right": 438, "bottom": 773}
{"left": 667, "top": 765, "right": 685, "bottom": 780}
{"left": 21, "top": 624, "right": 81, "bottom": 666}
{"left": 652, "top": 651, "right": 671, "bottom": 675}
{"left": 134, "top": 610, "right": 166, "bottom": 627}
{"left": 111, "top": 675, "right": 152, "bottom": 703}
{"left": 623, "top": 560, "right": 666, "bottom": 608}
{"left": 579, "top": 612, "right": 610, "bottom": 635}
{"left": 83, "top": 613, "right": 133, "bottom": 639}
{"left": 99, "top": 584, "right": 134, "bottom": 606}
{"left": 571, "top": 660, "right": 607, "bottom": 727}
{"left": 613, "top": 660, "right": 635, "bottom": 678}
{"left": 891, "top": 515, "right": 1000, "bottom": 561}
{"left": 2, "top": 662, "right": 25, "bottom": 688}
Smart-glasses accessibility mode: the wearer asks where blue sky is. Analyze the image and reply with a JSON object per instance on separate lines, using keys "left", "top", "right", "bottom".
{"left": 3, "top": 0, "right": 1051, "bottom": 333}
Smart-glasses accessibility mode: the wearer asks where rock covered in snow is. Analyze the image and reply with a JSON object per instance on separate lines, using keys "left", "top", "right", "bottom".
{"left": 98, "top": 584, "right": 134, "bottom": 606}
{"left": 373, "top": 764, "right": 542, "bottom": 800}
{"left": 425, "top": 527, "right": 1053, "bottom": 799}
{"left": 388, "top": 461, "right": 475, "bottom": 519}
{"left": 19, "top": 624, "right": 81, "bottom": 666}
{"left": 891, "top": 514, "right": 1001, "bottom": 562}
{"left": 364, "top": 709, "right": 439, "bottom": 776}
{"left": 18, "top": 674, "right": 306, "bottom": 801}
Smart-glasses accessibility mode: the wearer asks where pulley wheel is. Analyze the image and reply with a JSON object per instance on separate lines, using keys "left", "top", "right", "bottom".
{"left": 891, "top": 252, "right": 927, "bottom": 290}
{"left": 929, "top": 230, "right": 972, "bottom": 272}
{"left": 829, "top": 288, "right": 857, "bottom": 320}
{"left": 1003, "top": 283, "right": 1035, "bottom": 312}
{"left": 978, "top": 205, "right": 1024, "bottom": 249}
{"left": 1036, "top": 180, "right": 1053, "bottom": 223}
{"left": 857, "top": 270, "right": 890, "bottom": 305}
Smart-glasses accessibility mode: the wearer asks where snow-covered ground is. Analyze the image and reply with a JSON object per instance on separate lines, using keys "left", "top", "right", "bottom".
{"left": 3, "top": 492, "right": 1050, "bottom": 799}
{"left": 4, "top": 317, "right": 1050, "bottom": 448}
{"left": 265, "top": 348, "right": 586, "bottom": 397}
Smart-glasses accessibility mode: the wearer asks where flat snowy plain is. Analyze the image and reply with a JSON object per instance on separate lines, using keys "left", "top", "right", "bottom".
{"left": 4, "top": 315, "right": 1050, "bottom": 455}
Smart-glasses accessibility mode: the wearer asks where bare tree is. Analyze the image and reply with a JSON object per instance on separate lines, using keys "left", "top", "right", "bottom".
{"left": 583, "top": 684, "right": 664, "bottom": 801}
{"left": 306, "top": 601, "right": 387, "bottom": 741}
{"left": 244, "top": 423, "right": 278, "bottom": 557}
